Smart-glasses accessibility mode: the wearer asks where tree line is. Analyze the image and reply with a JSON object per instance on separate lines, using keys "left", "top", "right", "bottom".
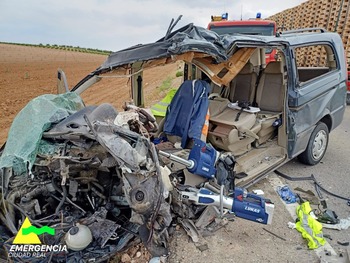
{"left": 0, "top": 42, "right": 112, "bottom": 55}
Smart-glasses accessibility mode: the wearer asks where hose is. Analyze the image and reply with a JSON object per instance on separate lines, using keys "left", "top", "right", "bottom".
{"left": 1, "top": 168, "right": 18, "bottom": 234}
{"left": 5, "top": 190, "right": 18, "bottom": 223}
{"left": 51, "top": 177, "right": 86, "bottom": 215}
{"left": 91, "top": 186, "right": 106, "bottom": 200}
{"left": 55, "top": 184, "right": 67, "bottom": 215}
{"left": 5, "top": 199, "right": 43, "bottom": 227}
{"left": 147, "top": 143, "right": 165, "bottom": 244}
{"left": 274, "top": 170, "right": 350, "bottom": 202}
{"left": 91, "top": 181, "right": 105, "bottom": 193}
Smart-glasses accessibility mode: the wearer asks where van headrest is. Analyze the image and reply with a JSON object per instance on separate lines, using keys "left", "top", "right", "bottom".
{"left": 264, "top": 61, "right": 283, "bottom": 74}
{"left": 239, "top": 63, "right": 254, "bottom": 74}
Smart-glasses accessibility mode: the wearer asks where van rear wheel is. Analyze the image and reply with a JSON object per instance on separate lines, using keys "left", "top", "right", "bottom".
{"left": 298, "top": 122, "right": 329, "bottom": 165}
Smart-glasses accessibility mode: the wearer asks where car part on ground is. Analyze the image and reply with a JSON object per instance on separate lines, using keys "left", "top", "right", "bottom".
{"left": 274, "top": 170, "right": 350, "bottom": 203}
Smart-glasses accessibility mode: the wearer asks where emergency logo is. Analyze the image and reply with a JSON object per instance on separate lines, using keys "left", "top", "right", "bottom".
{"left": 9, "top": 217, "right": 67, "bottom": 259}
{"left": 13, "top": 217, "right": 54, "bottom": 244}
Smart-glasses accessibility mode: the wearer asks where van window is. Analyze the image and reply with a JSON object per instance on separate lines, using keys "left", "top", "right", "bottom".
{"left": 294, "top": 44, "right": 338, "bottom": 85}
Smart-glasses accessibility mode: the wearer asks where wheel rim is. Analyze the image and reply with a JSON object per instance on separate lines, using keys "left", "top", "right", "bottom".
{"left": 312, "top": 130, "right": 327, "bottom": 160}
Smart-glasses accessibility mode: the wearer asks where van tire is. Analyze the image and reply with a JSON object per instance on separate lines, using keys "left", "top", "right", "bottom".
{"left": 298, "top": 122, "right": 329, "bottom": 165}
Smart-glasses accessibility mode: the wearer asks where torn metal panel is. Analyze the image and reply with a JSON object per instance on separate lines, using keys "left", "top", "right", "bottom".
{"left": 91, "top": 122, "right": 151, "bottom": 172}
{"left": 179, "top": 219, "right": 201, "bottom": 243}
{"left": 89, "top": 219, "right": 120, "bottom": 248}
{"left": 195, "top": 206, "right": 220, "bottom": 229}
{"left": 193, "top": 47, "right": 257, "bottom": 86}
{"left": 72, "top": 24, "right": 282, "bottom": 92}
{"left": 98, "top": 24, "right": 227, "bottom": 72}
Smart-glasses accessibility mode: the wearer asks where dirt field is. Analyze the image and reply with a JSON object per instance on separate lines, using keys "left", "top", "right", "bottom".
{"left": 0, "top": 44, "right": 106, "bottom": 145}
{"left": 0, "top": 43, "right": 180, "bottom": 146}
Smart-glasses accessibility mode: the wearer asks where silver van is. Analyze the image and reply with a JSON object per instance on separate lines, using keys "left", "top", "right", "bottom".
{"left": 70, "top": 26, "right": 347, "bottom": 187}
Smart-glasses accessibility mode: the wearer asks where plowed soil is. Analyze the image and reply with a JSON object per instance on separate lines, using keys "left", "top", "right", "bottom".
{"left": 0, "top": 44, "right": 106, "bottom": 145}
{"left": 0, "top": 43, "right": 180, "bottom": 145}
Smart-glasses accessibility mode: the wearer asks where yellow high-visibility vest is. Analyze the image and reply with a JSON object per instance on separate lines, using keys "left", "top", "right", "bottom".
{"left": 295, "top": 202, "right": 326, "bottom": 249}
{"left": 151, "top": 89, "right": 177, "bottom": 117}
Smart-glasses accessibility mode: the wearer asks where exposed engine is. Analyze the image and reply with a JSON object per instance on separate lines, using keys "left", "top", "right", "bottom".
{"left": 0, "top": 99, "right": 274, "bottom": 262}
{"left": 0, "top": 103, "right": 171, "bottom": 262}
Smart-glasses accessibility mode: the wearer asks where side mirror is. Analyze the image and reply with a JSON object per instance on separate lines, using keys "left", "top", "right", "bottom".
{"left": 57, "top": 69, "right": 69, "bottom": 94}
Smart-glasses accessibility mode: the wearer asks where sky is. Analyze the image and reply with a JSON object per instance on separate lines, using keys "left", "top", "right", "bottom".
{"left": 0, "top": 0, "right": 307, "bottom": 52}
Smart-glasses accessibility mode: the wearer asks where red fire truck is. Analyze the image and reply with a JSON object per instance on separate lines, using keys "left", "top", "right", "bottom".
{"left": 208, "top": 13, "right": 277, "bottom": 63}
{"left": 347, "top": 71, "right": 350, "bottom": 104}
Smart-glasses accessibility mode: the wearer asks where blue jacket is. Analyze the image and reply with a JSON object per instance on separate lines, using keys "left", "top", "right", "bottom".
{"left": 163, "top": 80, "right": 211, "bottom": 148}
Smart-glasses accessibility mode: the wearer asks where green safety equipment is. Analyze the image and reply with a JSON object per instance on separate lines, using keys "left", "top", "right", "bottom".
{"left": 295, "top": 201, "right": 326, "bottom": 249}
{"left": 150, "top": 88, "right": 177, "bottom": 117}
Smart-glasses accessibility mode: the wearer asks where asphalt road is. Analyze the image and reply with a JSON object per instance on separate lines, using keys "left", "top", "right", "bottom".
{"left": 274, "top": 105, "right": 350, "bottom": 260}
{"left": 168, "top": 106, "right": 350, "bottom": 263}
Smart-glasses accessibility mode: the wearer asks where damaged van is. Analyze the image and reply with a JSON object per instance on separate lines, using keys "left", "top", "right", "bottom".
{"left": 72, "top": 25, "right": 346, "bottom": 187}
{"left": 0, "top": 23, "right": 347, "bottom": 262}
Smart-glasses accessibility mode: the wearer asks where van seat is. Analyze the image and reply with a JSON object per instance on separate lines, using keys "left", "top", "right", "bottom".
{"left": 208, "top": 99, "right": 261, "bottom": 155}
{"left": 228, "top": 62, "right": 258, "bottom": 103}
{"left": 255, "top": 61, "right": 285, "bottom": 144}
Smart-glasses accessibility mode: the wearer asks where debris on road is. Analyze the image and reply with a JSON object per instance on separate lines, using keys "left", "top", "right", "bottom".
{"left": 277, "top": 185, "right": 298, "bottom": 204}
{"left": 337, "top": 241, "right": 350, "bottom": 246}
{"left": 317, "top": 210, "right": 340, "bottom": 225}
{"left": 322, "top": 216, "right": 350, "bottom": 231}
{"left": 262, "top": 227, "right": 287, "bottom": 241}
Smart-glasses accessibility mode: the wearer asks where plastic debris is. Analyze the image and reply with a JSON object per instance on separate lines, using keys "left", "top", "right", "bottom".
{"left": 337, "top": 241, "right": 350, "bottom": 246}
{"left": 317, "top": 210, "right": 339, "bottom": 224}
{"left": 322, "top": 216, "right": 350, "bottom": 230}
{"left": 288, "top": 222, "right": 296, "bottom": 229}
{"left": 252, "top": 189, "right": 265, "bottom": 195}
{"left": 149, "top": 257, "right": 161, "bottom": 263}
{"left": 277, "top": 185, "right": 298, "bottom": 204}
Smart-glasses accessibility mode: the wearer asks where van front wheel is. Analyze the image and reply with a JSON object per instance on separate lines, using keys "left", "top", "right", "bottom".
{"left": 298, "top": 122, "right": 329, "bottom": 165}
